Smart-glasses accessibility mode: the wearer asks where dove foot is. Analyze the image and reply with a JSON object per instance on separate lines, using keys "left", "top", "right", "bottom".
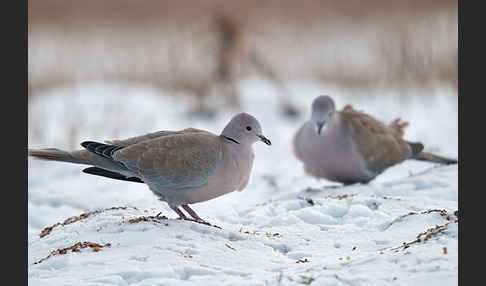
{"left": 178, "top": 217, "right": 221, "bottom": 229}
{"left": 186, "top": 218, "right": 222, "bottom": 229}
{"left": 182, "top": 204, "right": 222, "bottom": 229}
{"left": 170, "top": 205, "right": 221, "bottom": 229}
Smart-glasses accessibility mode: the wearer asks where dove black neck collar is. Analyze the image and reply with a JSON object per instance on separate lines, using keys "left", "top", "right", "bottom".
{"left": 222, "top": 135, "right": 240, "bottom": 145}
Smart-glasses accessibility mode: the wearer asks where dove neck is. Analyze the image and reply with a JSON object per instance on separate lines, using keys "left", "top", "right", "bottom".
{"left": 221, "top": 125, "right": 254, "bottom": 146}
{"left": 222, "top": 135, "right": 240, "bottom": 145}
{"left": 220, "top": 125, "right": 243, "bottom": 145}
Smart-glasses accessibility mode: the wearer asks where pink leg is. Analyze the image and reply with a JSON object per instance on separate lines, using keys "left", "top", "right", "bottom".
{"left": 170, "top": 206, "right": 188, "bottom": 220}
{"left": 181, "top": 205, "right": 205, "bottom": 222}
{"left": 171, "top": 205, "right": 220, "bottom": 228}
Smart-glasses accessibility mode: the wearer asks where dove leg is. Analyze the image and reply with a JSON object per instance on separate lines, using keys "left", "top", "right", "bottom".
{"left": 170, "top": 206, "right": 188, "bottom": 220}
{"left": 182, "top": 204, "right": 204, "bottom": 222}
{"left": 175, "top": 204, "right": 220, "bottom": 229}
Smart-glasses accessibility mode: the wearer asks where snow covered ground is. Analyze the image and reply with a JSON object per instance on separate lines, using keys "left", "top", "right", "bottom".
{"left": 28, "top": 79, "right": 458, "bottom": 285}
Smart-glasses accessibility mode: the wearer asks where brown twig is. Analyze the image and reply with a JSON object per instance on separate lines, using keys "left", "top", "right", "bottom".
{"left": 127, "top": 215, "right": 169, "bottom": 225}
{"left": 391, "top": 218, "right": 458, "bottom": 251}
{"left": 33, "top": 241, "right": 112, "bottom": 264}
{"left": 39, "top": 206, "right": 132, "bottom": 238}
{"left": 383, "top": 209, "right": 458, "bottom": 230}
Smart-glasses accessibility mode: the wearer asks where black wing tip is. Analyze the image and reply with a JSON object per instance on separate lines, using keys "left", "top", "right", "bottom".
{"left": 82, "top": 166, "right": 97, "bottom": 174}
{"left": 81, "top": 141, "right": 97, "bottom": 148}
{"left": 83, "top": 167, "right": 144, "bottom": 183}
{"left": 408, "top": 141, "right": 424, "bottom": 156}
{"left": 81, "top": 141, "right": 123, "bottom": 159}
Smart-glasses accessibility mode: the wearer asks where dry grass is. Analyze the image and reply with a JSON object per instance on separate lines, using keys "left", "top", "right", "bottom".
{"left": 39, "top": 206, "right": 132, "bottom": 238}
{"left": 28, "top": 0, "right": 458, "bottom": 98}
{"left": 33, "top": 241, "right": 112, "bottom": 264}
{"left": 389, "top": 209, "right": 459, "bottom": 251}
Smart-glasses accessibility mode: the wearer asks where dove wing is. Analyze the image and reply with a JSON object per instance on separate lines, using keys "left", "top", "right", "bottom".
{"left": 339, "top": 111, "right": 412, "bottom": 173}
{"left": 105, "top": 128, "right": 205, "bottom": 146}
{"left": 112, "top": 132, "right": 224, "bottom": 190}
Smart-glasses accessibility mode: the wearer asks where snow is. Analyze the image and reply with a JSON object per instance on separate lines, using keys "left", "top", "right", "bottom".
{"left": 28, "top": 79, "right": 458, "bottom": 285}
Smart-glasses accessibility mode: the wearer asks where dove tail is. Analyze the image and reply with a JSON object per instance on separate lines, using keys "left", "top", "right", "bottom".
{"left": 28, "top": 148, "right": 88, "bottom": 165}
{"left": 411, "top": 151, "right": 458, "bottom": 165}
{"left": 405, "top": 141, "right": 457, "bottom": 165}
{"left": 407, "top": 141, "right": 424, "bottom": 156}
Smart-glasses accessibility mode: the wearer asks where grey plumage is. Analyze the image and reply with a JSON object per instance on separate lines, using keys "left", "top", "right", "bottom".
{"left": 28, "top": 113, "right": 271, "bottom": 223}
{"left": 293, "top": 95, "right": 456, "bottom": 185}
{"left": 28, "top": 148, "right": 88, "bottom": 165}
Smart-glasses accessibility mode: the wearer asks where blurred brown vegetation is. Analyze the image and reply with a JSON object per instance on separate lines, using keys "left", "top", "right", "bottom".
{"left": 28, "top": 0, "right": 458, "bottom": 104}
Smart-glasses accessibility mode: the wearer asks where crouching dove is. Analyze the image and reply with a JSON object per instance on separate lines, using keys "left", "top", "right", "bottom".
{"left": 293, "top": 95, "right": 457, "bottom": 185}
{"left": 28, "top": 113, "right": 271, "bottom": 224}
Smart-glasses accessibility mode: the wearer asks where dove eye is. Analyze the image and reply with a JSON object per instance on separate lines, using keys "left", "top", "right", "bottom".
{"left": 246, "top": 126, "right": 252, "bottom": 131}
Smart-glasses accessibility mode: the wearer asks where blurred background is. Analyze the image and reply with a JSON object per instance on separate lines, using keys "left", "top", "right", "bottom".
{"left": 28, "top": 0, "right": 458, "bottom": 152}
{"left": 28, "top": 0, "right": 458, "bottom": 238}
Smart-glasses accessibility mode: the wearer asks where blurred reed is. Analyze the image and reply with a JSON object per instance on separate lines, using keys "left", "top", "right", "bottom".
{"left": 28, "top": 0, "right": 457, "bottom": 105}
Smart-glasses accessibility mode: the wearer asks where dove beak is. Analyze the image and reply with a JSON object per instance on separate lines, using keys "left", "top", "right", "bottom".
{"left": 257, "top": 134, "right": 272, "bottom": 145}
{"left": 316, "top": 121, "right": 325, "bottom": 135}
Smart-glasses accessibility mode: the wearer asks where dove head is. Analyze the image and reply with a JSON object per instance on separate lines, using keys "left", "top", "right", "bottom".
{"left": 310, "top": 95, "right": 336, "bottom": 135}
{"left": 221, "top": 113, "right": 271, "bottom": 146}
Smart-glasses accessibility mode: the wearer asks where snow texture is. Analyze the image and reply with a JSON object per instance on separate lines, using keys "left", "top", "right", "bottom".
{"left": 28, "top": 79, "right": 458, "bottom": 285}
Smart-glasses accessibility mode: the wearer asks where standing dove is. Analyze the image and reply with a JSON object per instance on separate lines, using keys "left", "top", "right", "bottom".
{"left": 293, "top": 95, "right": 457, "bottom": 185}
{"left": 28, "top": 113, "right": 271, "bottom": 223}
